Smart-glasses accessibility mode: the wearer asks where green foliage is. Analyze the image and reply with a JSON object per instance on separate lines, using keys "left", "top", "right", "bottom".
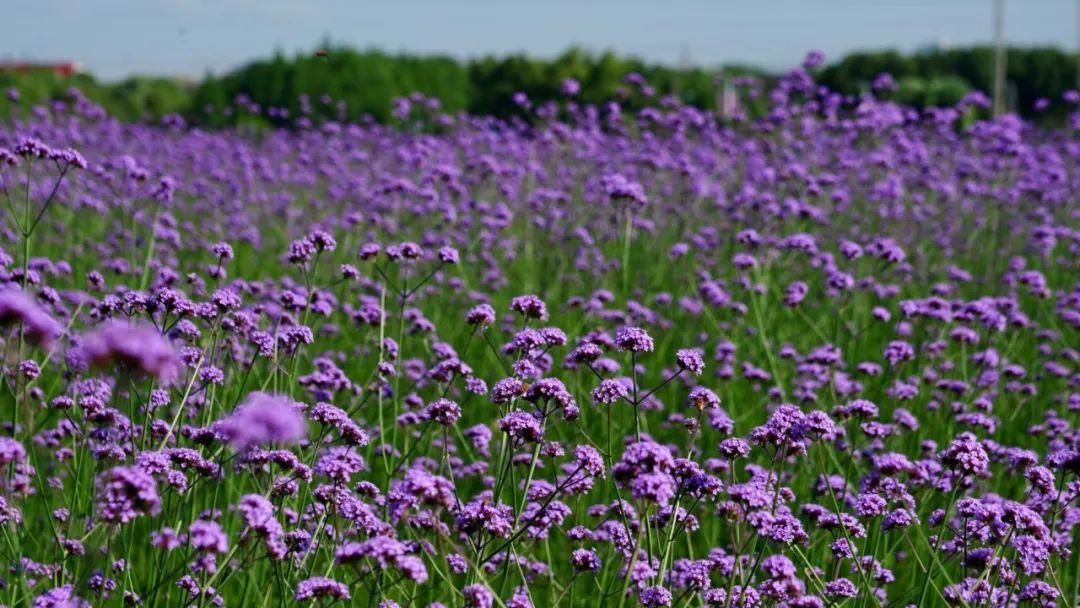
{"left": 1, "top": 45, "right": 1076, "bottom": 127}
{"left": 201, "top": 46, "right": 473, "bottom": 123}
{"left": 894, "top": 75, "right": 971, "bottom": 108}
{"left": 0, "top": 69, "right": 195, "bottom": 123}
{"left": 819, "top": 46, "right": 1079, "bottom": 118}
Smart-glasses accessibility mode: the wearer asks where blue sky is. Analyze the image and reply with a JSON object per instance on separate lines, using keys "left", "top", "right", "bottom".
{"left": 2, "top": 0, "right": 1076, "bottom": 80}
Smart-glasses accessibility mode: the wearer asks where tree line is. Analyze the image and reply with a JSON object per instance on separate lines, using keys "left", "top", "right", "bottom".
{"left": 1, "top": 45, "right": 1076, "bottom": 126}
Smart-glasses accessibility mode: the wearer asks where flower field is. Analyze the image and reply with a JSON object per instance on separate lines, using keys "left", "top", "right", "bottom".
{"left": 0, "top": 57, "right": 1079, "bottom": 607}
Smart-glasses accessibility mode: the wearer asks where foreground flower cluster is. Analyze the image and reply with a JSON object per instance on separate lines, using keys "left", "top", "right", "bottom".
{"left": 0, "top": 55, "right": 1078, "bottom": 607}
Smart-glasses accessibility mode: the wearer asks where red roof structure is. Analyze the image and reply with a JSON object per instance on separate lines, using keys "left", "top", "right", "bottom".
{"left": 0, "top": 62, "right": 82, "bottom": 77}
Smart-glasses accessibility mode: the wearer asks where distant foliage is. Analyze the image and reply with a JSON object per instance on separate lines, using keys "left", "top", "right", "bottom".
{"left": 2, "top": 46, "right": 1077, "bottom": 126}
{"left": 0, "top": 71, "right": 191, "bottom": 123}
{"left": 818, "top": 46, "right": 1079, "bottom": 120}
{"left": 188, "top": 48, "right": 473, "bottom": 126}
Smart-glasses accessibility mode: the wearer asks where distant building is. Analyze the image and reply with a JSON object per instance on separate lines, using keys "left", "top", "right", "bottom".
{"left": 712, "top": 72, "right": 743, "bottom": 119}
{"left": 915, "top": 40, "right": 952, "bottom": 55}
{"left": 0, "top": 61, "right": 83, "bottom": 77}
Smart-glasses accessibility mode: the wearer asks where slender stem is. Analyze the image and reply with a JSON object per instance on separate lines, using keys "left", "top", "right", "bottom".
{"left": 916, "top": 483, "right": 961, "bottom": 606}
{"left": 621, "top": 208, "right": 633, "bottom": 293}
{"left": 631, "top": 352, "right": 641, "bottom": 441}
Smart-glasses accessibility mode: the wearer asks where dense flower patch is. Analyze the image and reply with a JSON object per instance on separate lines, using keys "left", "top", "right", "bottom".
{"left": 0, "top": 53, "right": 1078, "bottom": 607}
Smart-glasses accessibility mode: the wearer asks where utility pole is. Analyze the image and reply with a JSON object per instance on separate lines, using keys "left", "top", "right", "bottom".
{"left": 993, "top": 0, "right": 1007, "bottom": 116}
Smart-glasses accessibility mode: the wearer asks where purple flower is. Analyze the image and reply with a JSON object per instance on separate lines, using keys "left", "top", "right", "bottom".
{"left": 0, "top": 289, "right": 62, "bottom": 349}
{"left": 498, "top": 411, "right": 544, "bottom": 443}
{"left": 462, "top": 584, "right": 495, "bottom": 608}
{"left": 211, "top": 242, "right": 234, "bottom": 259}
{"left": 447, "top": 553, "right": 468, "bottom": 574}
{"left": 307, "top": 230, "right": 337, "bottom": 252}
{"left": 13, "top": 137, "right": 51, "bottom": 158}
{"left": 525, "top": 377, "right": 575, "bottom": 407}
{"left": 491, "top": 377, "right": 527, "bottom": 403}
{"left": 423, "top": 398, "right": 462, "bottom": 425}
{"left": 571, "top": 548, "right": 601, "bottom": 571}
{"left": 335, "top": 536, "right": 427, "bottom": 582}
{"left": 568, "top": 343, "right": 604, "bottom": 364}
{"left": 675, "top": 349, "right": 705, "bottom": 375}
{"left": 510, "top": 295, "right": 548, "bottom": 320}
{"left": 639, "top": 585, "right": 672, "bottom": 607}
{"left": 802, "top": 49, "right": 826, "bottom": 68}
{"left": 466, "top": 303, "right": 496, "bottom": 326}
{"left": 359, "top": 243, "right": 381, "bottom": 260}
{"left": 718, "top": 437, "right": 751, "bottom": 460}
{"left": 824, "top": 578, "right": 857, "bottom": 599}
{"left": 189, "top": 520, "right": 228, "bottom": 553}
{"left": 398, "top": 241, "right": 423, "bottom": 259}
{"left": 783, "top": 281, "right": 809, "bottom": 307}
{"left": 750, "top": 404, "right": 837, "bottom": 452}
{"left": 438, "top": 246, "right": 460, "bottom": 264}
{"left": 287, "top": 237, "right": 317, "bottom": 264}
{"left": 574, "top": 445, "right": 606, "bottom": 478}
{"left": 601, "top": 173, "right": 648, "bottom": 207}
{"left": 95, "top": 466, "right": 161, "bottom": 524}
{"left": 33, "top": 585, "right": 90, "bottom": 608}
{"left": 456, "top": 499, "right": 514, "bottom": 538}
{"left": 883, "top": 340, "right": 915, "bottom": 366}
{"left": 294, "top": 577, "right": 350, "bottom": 602}
{"left": 762, "top": 512, "right": 808, "bottom": 544}
{"left": 687, "top": 386, "right": 721, "bottom": 411}
{"left": 214, "top": 392, "right": 307, "bottom": 449}
{"left": 1020, "top": 580, "right": 1060, "bottom": 604}
{"left": 237, "top": 494, "right": 286, "bottom": 559}
{"left": 882, "top": 509, "right": 916, "bottom": 530}
{"left": 940, "top": 432, "right": 990, "bottom": 478}
{"left": 614, "top": 326, "right": 654, "bottom": 353}
{"left": 77, "top": 320, "right": 181, "bottom": 382}
{"left": 314, "top": 446, "right": 366, "bottom": 482}
{"left": 593, "top": 378, "right": 630, "bottom": 405}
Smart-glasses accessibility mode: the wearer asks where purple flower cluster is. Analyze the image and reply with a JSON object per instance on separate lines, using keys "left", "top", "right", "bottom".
{"left": 213, "top": 392, "right": 308, "bottom": 449}
{"left": 1, "top": 54, "right": 1079, "bottom": 607}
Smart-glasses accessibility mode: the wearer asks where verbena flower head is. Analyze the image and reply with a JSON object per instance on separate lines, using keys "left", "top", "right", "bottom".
{"left": 295, "top": 577, "right": 350, "bottom": 602}
{"left": 498, "top": 411, "right": 543, "bottom": 443}
{"left": 95, "top": 466, "right": 161, "bottom": 524}
{"left": 462, "top": 583, "right": 494, "bottom": 608}
{"left": 571, "top": 547, "right": 601, "bottom": 571}
{"left": 687, "top": 386, "right": 721, "bottom": 411}
{"left": 189, "top": 519, "right": 228, "bottom": 553}
{"left": 614, "top": 326, "right": 654, "bottom": 353}
{"left": 32, "top": 585, "right": 91, "bottom": 608}
{"left": 639, "top": 585, "right": 672, "bottom": 607}
{"left": 510, "top": 295, "right": 548, "bottom": 320}
{"left": 215, "top": 392, "right": 308, "bottom": 449}
{"left": 314, "top": 446, "right": 366, "bottom": 482}
{"left": 77, "top": 320, "right": 181, "bottom": 382}
{"left": 0, "top": 289, "right": 62, "bottom": 349}
{"left": 438, "top": 246, "right": 460, "bottom": 264}
{"left": 466, "top": 303, "right": 496, "bottom": 327}
{"left": 675, "top": 349, "right": 705, "bottom": 375}
{"left": 601, "top": 173, "right": 648, "bottom": 207}
{"left": 593, "top": 378, "right": 630, "bottom": 405}
{"left": 423, "top": 398, "right": 462, "bottom": 425}
{"left": 574, "top": 445, "right": 606, "bottom": 478}
{"left": 940, "top": 432, "right": 991, "bottom": 478}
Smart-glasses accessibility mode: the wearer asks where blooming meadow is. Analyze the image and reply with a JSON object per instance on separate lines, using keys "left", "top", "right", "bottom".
{"left": 0, "top": 54, "right": 1079, "bottom": 607}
